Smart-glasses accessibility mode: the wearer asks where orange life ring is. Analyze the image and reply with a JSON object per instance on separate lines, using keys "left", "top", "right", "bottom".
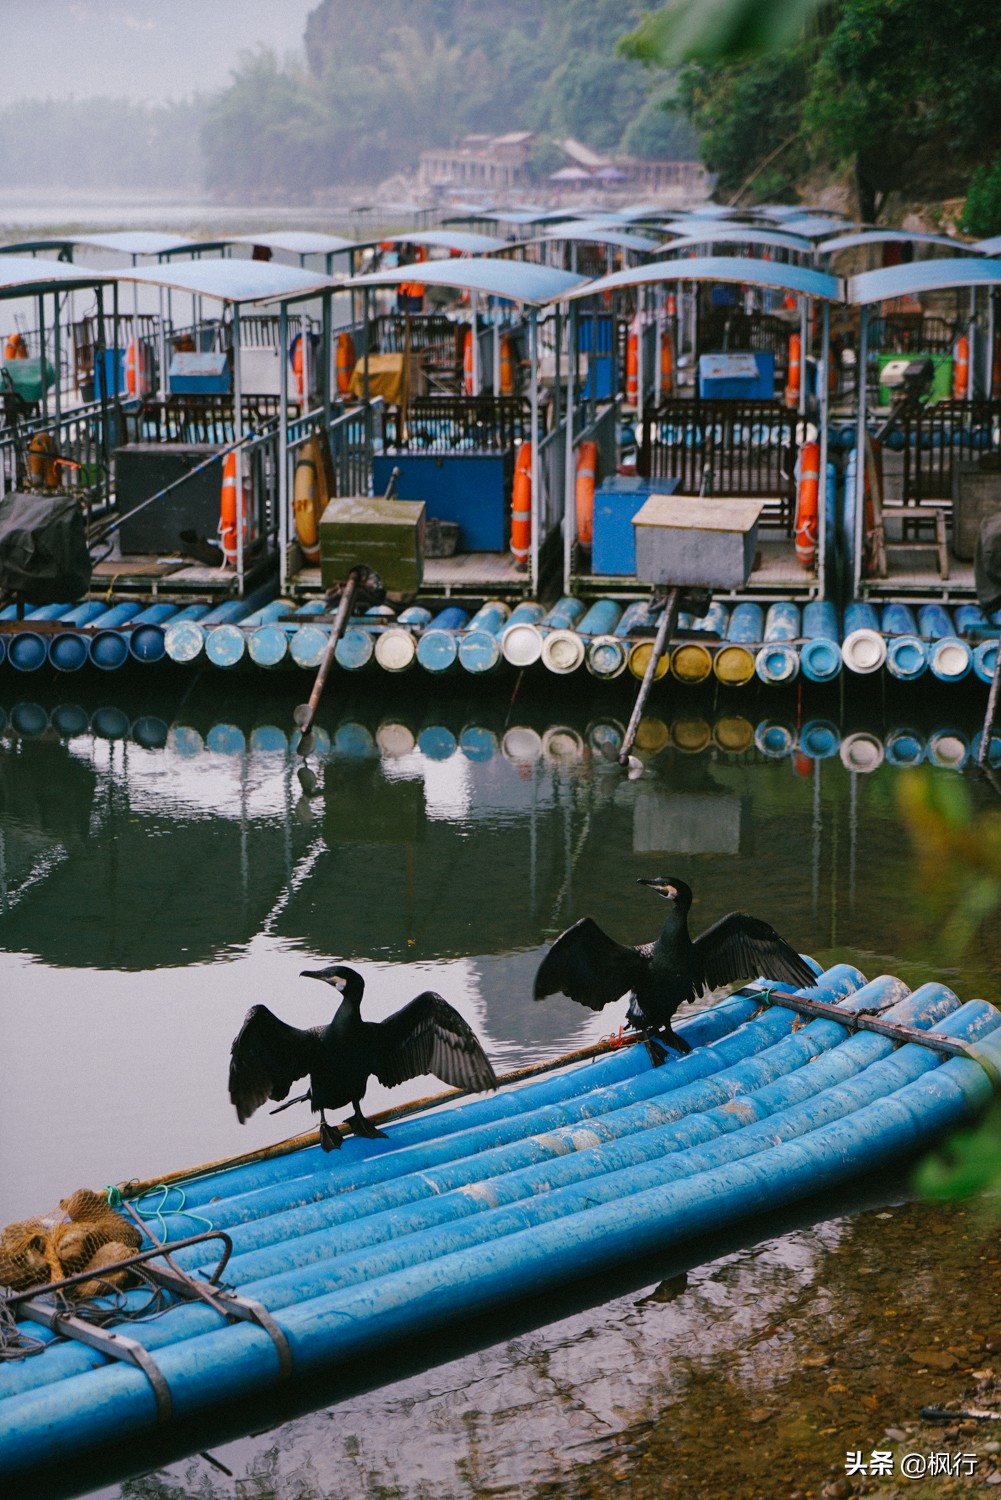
{"left": 511, "top": 440, "right": 532, "bottom": 568}
{"left": 666, "top": 293, "right": 676, "bottom": 318}
{"left": 794, "top": 441, "right": 820, "bottom": 569}
{"left": 336, "top": 331, "right": 356, "bottom": 396}
{"left": 27, "top": 432, "right": 59, "bottom": 488}
{"left": 625, "top": 325, "right": 638, "bottom": 405}
{"left": 293, "top": 437, "right": 327, "bottom": 564}
{"left": 463, "top": 326, "right": 474, "bottom": 394}
{"left": 499, "top": 335, "right": 514, "bottom": 396}
{"left": 575, "top": 440, "right": 598, "bottom": 546}
{"left": 4, "top": 332, "right": 28, "bottom": 360}
{"left": 785, "top": 332, "right": 801, "bottom": 408}
{"left": 952, "top": 334, "right": 969, "bottom": 400}
{"left": 219, "top": 450, "right": 253, "bottom": 568}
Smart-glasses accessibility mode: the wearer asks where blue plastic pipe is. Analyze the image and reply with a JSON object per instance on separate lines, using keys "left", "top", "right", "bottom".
{"left": 756, "top": 602, "right": 800, "bottom": 685}
{"left": 128, "top": 603, "right": 181, "bottom": 665}
{"left": 799, "top": 601, "right": 841, "bottom": 684}
{"left": 841, "top": 601, "right": 886, "bottom": 675}
{"left": 881, "top": 602, "right": 927, "bottom": 682}
{"left": 416, "top": 606, "right": 469, "bottom": 674}
{"left": 458, "top": 601, "right": 511, "bottom": 675}
{"left": 918, "top": 603, "right": 972, "bottom": 683}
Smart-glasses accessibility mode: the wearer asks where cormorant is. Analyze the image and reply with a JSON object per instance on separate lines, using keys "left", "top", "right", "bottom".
{"left": 229, "top": 964, "right": 497, "bottom": 1151}
{"left": 534, "top": 876, "right": 814, "bottom": 1055}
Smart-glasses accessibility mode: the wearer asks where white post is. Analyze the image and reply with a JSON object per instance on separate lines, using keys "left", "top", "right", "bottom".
{"left": 279, "top": 302, "right": 289, "bottom": 589}
{"left": 853, "top": 306, "right": 870, "bottom": 598}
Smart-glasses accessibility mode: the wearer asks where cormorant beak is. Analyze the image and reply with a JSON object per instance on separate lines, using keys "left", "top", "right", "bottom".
{"left": 637, "top": 878, "right": 677, "bottom": 899}
{"left": 300, "top": 970, "right": 345, "bottom": 988}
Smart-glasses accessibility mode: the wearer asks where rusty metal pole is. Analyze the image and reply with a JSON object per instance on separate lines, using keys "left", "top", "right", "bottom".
{"left": 978, "top": 639, "right": 1001, "bottom": 770}
{"left": 293, "top": 567, "right": 360, "bottom": 751}
{"left": 618, "top": 587, "right": 680, "bottom": 766}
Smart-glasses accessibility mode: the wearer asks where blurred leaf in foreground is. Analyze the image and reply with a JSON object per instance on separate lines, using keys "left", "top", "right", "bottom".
{"left": 618, "top": 0, "right": 825, "bottom": 66}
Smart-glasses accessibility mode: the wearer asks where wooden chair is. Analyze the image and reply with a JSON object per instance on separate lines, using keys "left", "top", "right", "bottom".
{"left": 865, "top": 434, "right": 948, "bottom": 579}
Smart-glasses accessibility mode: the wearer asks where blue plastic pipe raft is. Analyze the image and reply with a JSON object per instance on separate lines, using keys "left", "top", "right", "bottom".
{"left": 798, "top": 719, "right": 841, "bottom": 758}
{"left": 2, "top": 964, "right": 999, "bottom": 1475}
{"left": 165, "top": 601, "right": 249, "bottom": 665}
{"left": 500, "top": 601, "right": 547, "bottom": 668}
{"left": 374, "top": 605, "right": 432, "bottom": 674}
{"left": 47, "top": 602, "right": 109, "bottom": 672}
{"left": 129, "top": 603, "right": 183, "bottom": 665}
{"left": 544, "top": 597, "right": 621, "bottom": 676}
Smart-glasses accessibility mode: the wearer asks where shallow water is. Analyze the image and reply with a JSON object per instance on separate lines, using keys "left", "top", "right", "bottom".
{"left": 1, "top": 669, "right": 999, "bottom": 1498}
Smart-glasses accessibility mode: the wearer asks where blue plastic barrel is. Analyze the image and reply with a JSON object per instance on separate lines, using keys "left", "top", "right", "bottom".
{"left": 917, "top": 604, "right": 972, "bottom": 683}
{"left": 248, "top": 624, "right": 289, "bottom": 668}
{"left": 416, "top": 606, "right": 469, "bottom": 674}
{"left": 131, "top": 716, "right": 169, "bottom": 749}
{"left": 881, "top": 602, "right": 927, "bottom": 681}
{"left": 91, "top": 706, "right": 130, "bottom": 740}
{"left": 334, "top": 627, "right": 375, "bottom": 671}
{"left": 47, "top": 601, "right": 109, "bottom": 672}
{"left": 755, "top": 719, "right": 795, "bottom": 757}
{"left": 973, "top": 638, "right": 998, "bottom": 684}
{"left": 128, "top": 603, "right": 181, "bottom": 664}
{"left": 50, "top": 704, "right": 91, "bottom": 738}
{"left": 375, "top": 605, "right": 432, "bottom": 674}
{"left": 500, "top": 601, "right": 547, "bottom": 668}
{"left": 926, "top": 728, "right": 969, "bottom": 769}
{"left": 756, "top": 602, "right": 800, "bottom": 685}
{"left": 165, "top": 600, "right": 248, "bottom": 666}
{"left": 10, "top": 702, "right": 49, "bottom": 734}
{"left": 290, "top": 623, "right": 329, "bottom": 669}
{"left": 799, "top": 601, "right": 841, "bottom": 684}
{"left": 586, "top": 634, "right": 628, "bottom": 679}
{"left": 418, "top": 724, "right": 458, "bottom": 760}
{"left": 459, "top": 601, "right": 510, "bottom": 675}
{"left": 459, "top": 725, "right": 499, "bottom": 762}
{"left": 841, "top": 601, "right": 886, "bottom": 675}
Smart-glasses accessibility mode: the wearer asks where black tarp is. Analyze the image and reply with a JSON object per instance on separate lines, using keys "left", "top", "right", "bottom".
{"left": 975, "top": 511, "right": 1001, "bottom": 615}
{"left": 0, "top": 491, "right": 90, "bottom": 603}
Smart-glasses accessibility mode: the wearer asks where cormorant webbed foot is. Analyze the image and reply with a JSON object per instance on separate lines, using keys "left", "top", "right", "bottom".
{"left": 349, "top": 1107, "right": 388, "bottom": 1139}
{"left": 319, "top": 1119, "right": 343, "bottom": 1152}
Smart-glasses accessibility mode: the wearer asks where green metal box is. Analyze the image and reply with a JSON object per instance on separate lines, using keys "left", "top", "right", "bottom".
{"left": 318, "top": 495, "right": 425, "bottom": 593}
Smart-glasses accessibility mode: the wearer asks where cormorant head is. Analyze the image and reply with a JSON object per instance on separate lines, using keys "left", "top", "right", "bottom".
{"left": 300, "top": 964, "right": 364, "bottom": 1002}
{"left": 637, "top": 876, "right": 693, "bottom": 910}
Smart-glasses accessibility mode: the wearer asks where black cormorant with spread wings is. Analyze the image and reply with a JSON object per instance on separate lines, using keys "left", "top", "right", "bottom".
{"left": 534, "top": 876, "right": 814, "bottom": 1055}
{"left": 229, "top": 964, "right": 497, "bottom": 1151}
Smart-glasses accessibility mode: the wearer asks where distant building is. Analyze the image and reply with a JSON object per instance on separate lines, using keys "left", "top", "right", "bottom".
{"left": 419, "top": 131, "right": 708, "bottom": 198}
{"left": 419, "top": 131, "right": 536, "bottom": 191}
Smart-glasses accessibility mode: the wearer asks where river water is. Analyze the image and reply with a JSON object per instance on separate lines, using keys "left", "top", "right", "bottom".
{"left": 1, "top": 666, "right": 999, "bottom": 1499}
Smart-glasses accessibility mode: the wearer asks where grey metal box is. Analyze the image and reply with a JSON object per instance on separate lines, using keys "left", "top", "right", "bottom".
{"left": 952, "top": 461, "right": 1001, "bottom": 561}
{"left": 115, "top": 444, "right": 224, "bottom": 554}
{"left": 632, "top": 495, "right": 763, "bottom": 588}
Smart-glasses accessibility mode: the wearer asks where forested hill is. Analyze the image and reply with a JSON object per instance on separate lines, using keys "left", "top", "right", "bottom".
{"left": 200, "top": 0, "right": 697, "bottom": 196}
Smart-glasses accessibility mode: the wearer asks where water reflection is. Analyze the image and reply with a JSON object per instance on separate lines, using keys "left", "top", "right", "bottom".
{"left": 1, "top": 677, "right": 999, "bottom": 1222}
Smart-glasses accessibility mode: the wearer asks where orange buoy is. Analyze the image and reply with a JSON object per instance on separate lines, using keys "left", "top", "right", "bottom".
{"left": 4, "top": 332, "right": 28, "bottom": 360}
{"left": 659, "top": 328, "right": 674, "bottom": 394}
{"left": 511, "top": 440, "right": 532, "bottom": 568}
{"left": 666, "top": 292, "right": 676, "bottom": 318}
{"left": 499, "top": 335, "right": 514, "bottom": 396}
{"left": 575, "top": 440, "right": 598, "bottom": 546}
{"left": 952, "top": 333, "right": 970, "bottom": 400}
{"left": 219, "top": 450, "right": 252, "bottom": 568}
{"left": 125, "top": 340, "right": 151, "bottom": 399}
{"left": 794, "top": 440, "right": 820, "bottom": 569}
{"left": 785, "top": 332, "right": 801, "bottom": 408}
{"left": 336, "top": 331, "right": 356, "bottom": 396}
{"left": 463, "top": 326, "right": 474, "bottom": 394}
{"left": 27, "top": 432, "right": 59, "bottom": 488}
{"left": 625, "top": 324, "right": 638, "bottom": 405}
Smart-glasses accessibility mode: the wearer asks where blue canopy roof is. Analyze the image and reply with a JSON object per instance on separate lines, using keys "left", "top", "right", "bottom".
{"left": 386, "top": 229, "right": 507, "bottom": 254}
{"left": 557, "top": 255, "right": 843, "bottom": 304}
{"left": 110, "top": 258, "right": 339, "bottom": 305}
{"left": 658, "top": 228, "right": 813, "bottom": 255}
{"left": 534, "top": 223, "right": 660, "bottom": 252}
{"left": 973, "top": 235, "right": 1001, "bottom": 256}
{"left": 847, "top": 257, "right": 1001, "bottom": 304}
{"left": 344, "top": 256, "right": 587, "bottom": 305}
{"left": 776, "top": 215, "right": 852, "bottom": 239}
{"left": 820, "top": 229, "right": 978, "bottom": 255}
{"left": 0, "top": 255, "right": 114, "bottom": 296}
{"left": 229, "top": 232, "right": 357, "bottom": 256}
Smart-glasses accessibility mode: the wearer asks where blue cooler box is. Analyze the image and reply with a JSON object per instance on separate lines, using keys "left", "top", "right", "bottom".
{"left": 698, "top": 352, "right": 774, "bottom": 400}
{"left": 168, "top": 352, "right": 231, "bottom": 395}
{"left": 591, "top": 476, "right": 679, "bottom": 576}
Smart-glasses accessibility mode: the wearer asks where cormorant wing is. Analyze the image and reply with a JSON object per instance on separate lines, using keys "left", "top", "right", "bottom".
{"left": 691, "top": 912, "right": 815, "bottom": 996}
{"left": 374, "top": 993, "right": 497, "bottom": 1093}
{"left": 228, "top": 1004, "right": 320, "bottom": 1123}
{"left": 534, "top": 917, "right": 646, "bottom": 1011}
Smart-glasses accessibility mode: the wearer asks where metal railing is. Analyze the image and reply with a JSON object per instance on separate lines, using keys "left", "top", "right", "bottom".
{"left": 382, "top": 395, "right": 531, "bottom": 452}
{"left": 898, "top": 398, "right": 1001, "bottom": 503}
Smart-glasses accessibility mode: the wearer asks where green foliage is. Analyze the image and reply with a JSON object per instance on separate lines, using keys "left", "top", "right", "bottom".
{"left": 676, "top": 51, "right": 811, "bottom": 199}
{"left": 962, "top": 158, "right": 1001, "bottom": 238}
{"left": 896, "top": 771, "right": 1001, "bottom": 1210}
